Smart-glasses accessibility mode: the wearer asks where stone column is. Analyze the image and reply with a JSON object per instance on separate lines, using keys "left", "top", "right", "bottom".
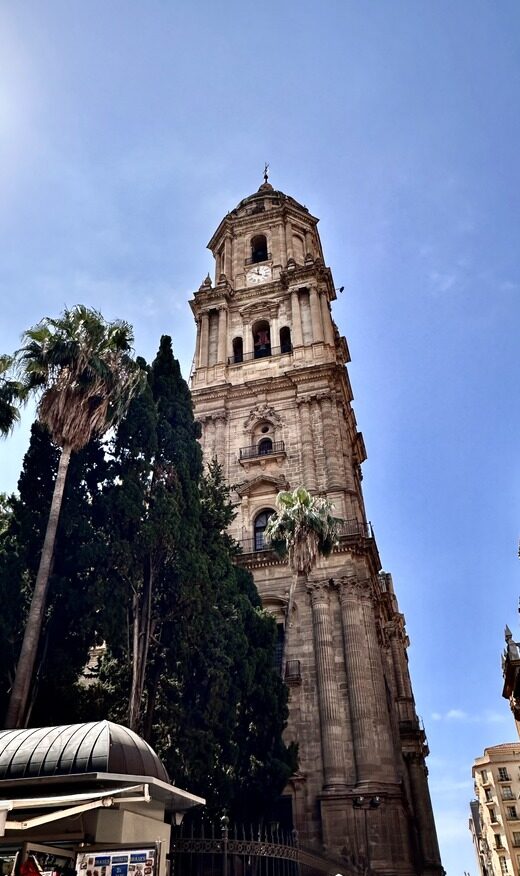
{"left": 279, "top": 223, "right": 287, "bottom": 267}
{"left": 305, "top": 229, "right": 313, "bottom": 257}
{"left": 336, "top": 400, "right": 355, "bottom": 492}
{"left": 224, "top": 234, "right": 233, "bottom": 279}
{"left": 338, "top": 577, "right": 398, "bottom": 785}
{"left": 285, "top": 218, "right": 294, "bottom": 261}
{"left": 406, "top": 753, "right": 443, "bottom": 869}
{"left": 291, "top": 291, "right": 303, "bottom": 347}
{"left": 308, "top": 581, "right": 347, "bottom": 791}
{"left": 243, "top": 320, "right": 253, "bottom": 357}
{"left": 194, "top": 318, "right": 201, "bottom": 370}
{"left": 217, "top": 307, "right": 228, "bottom": 363}
{"left": 318, "top": 394, "right": 343, "bottom": 489}
{"left": 320, "top": 293, "right": 336, "bottom": 346}
{"left": 198, "top": 312, "right": 209, "bottom": 368}
{"left": 297, "top": 399, "right": 317, "bottom": 491}
{"left": 309, "top": 287, "right": 324, "bottom": 344}
{"left": 214, "top": 413, "right": 227, "bottom": 469}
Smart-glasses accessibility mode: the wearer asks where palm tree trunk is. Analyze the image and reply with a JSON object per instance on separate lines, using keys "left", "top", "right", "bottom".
{"left": 4, "top": 444, "right": 72, "bottom": 729}
{"left": 281, "top": 570, "right": 306, "bottom": 680}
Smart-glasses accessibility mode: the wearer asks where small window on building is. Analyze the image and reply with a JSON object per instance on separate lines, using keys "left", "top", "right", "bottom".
{"left": 254, "top": 509, "right": 273, "bottom": 551}
{"left": 232, "top": 336, "right": 243, "bottom": 364}
{"left": 514, "top": 833, "right": 520, "bottom": 847}
{"left": 499, "top": 858, "right": 508, "bottom": 874}
{"left": 251, "top": 234, "right": 268, "bottom": 263}
{"left": 490, "top": 808, "right": 497, "bottom": 822}
{"left": 481, "top": 769, "right": 489, "bottom": 783}
{"left": 499, "top": 768, "right": 511, "bottom": 781}
{"left": 485, "top": 788, "right": 493, "bottom": 801}
{"left": 253, "top": 320, "right": 271, "bottom": 358}
{"left": 495, "top": 834, "right": 503, "bottom": 849}
{"left": 273, "top": 623, "right": 285, "bottom": 675}
{"left": 508, "top": 806, "right": 518, "bottom": 820}
{"left": 503, "top": 787, "right": 515, "bottom": 800}
{"left": 258, "top": 437, "right": 273, "bottom": 456}
{"left": 280, "top": 326, "right": 292, "bottom": 354}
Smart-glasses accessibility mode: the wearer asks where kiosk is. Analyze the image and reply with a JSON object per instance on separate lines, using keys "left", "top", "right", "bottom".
{"left": 0, "top": 722, "right": 204, "bottom": 876}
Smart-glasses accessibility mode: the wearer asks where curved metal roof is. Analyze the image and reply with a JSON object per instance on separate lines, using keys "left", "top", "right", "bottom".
{"left": 0, "top": 721, "right": 169, "bottom": 783}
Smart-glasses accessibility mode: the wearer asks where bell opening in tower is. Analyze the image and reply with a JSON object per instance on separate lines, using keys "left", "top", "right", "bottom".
{"left": 250, "top": 234, "right": 268, "bottom": 263}
{"left": 253, "top": 320, "right": 271, "bottom": 358}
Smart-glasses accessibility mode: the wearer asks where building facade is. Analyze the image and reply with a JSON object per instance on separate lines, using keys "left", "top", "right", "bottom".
{"left": 189, "top": 179, "right": 443, "bottom": 876}
{"left": 471, "top": 744, "right": 520, "bottom": 876}
{"left": 502, "top": 624, "right": 520, "bottom": 738}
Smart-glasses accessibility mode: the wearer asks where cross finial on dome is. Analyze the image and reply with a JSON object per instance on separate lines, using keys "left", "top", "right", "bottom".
{"left": 264, "top": 162, "right": 269, "bottom": 184}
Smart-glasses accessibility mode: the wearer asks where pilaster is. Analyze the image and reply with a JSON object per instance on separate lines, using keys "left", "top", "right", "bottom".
{"left": 308, "top": 580, "right": 348, "bottom": 791}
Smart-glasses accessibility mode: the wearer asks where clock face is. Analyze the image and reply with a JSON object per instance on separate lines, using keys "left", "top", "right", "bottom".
{"left": 247, "top": 265, "right": 271, "bottom": 285}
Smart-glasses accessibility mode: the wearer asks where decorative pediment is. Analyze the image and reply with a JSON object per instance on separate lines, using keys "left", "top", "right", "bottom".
{"left": 235, "top": 473, "right": 289, "bottom": 499}
{"left": 243, "top": 404, "right": 282, "bottom": 430}
{"left": 239, "top": 299, "right": 279, "bottom": 319}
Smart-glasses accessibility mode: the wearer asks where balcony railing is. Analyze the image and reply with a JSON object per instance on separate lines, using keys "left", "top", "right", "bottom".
{"left": 238, "top": 519, "right": 373, "bottom": 557}
{"left": 228, "top": 344, "right": 292, "bottom": 365}
{"left": 244, "top": 252, "right": 272, "bottom": 265}
{"left": 240, "top": 441, "right": 285, "bottom": 461}
{"left": 240, "top": 535, "right": 272, "bottom": 555}
{"left": 502, "top": 791, "right": 515, "bottom": 800}
{"left": 336, "top": 519, "right": 372, "bottom": 539}
{"left": 285, "top": 660, "right": 301, "bottom": 683}
{"left": 497, "top": 773, "right": 512, "bottom": 782}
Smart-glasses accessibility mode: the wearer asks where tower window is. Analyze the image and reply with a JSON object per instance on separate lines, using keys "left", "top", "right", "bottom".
{"left": 280, "top": 326, "right": 292, "bottom": 354}
{"left": 254, "top": 509, "right": 273, "bottom": 551}
{"left": 251, "top": 234, "right": 268, "bottom": 263}
{"left": 258, "top": 437, "right": 273, "bottom": 455}
{"left": 253, "top": 320, "right": 271, "bottom": 358}
{"left": 232, "top": 336, "right": 243, "bottom": 364}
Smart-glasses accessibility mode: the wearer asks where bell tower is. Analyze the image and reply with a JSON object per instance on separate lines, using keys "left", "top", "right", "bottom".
{"left": 189, "top": 179, "right": 443, "bottom": 876}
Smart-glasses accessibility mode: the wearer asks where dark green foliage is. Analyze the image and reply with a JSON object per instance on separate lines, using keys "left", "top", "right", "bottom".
{"left": 0, "top": 423, "right": 109, "bottom": 723}
{"left": 92, "top": 338, "right": 296, "bottom": 819}
{"left": 0, "top": 335, "right": 296, "bottom": 821}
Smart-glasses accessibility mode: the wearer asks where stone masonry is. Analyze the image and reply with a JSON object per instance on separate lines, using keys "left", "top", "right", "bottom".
{"left": 189, "top": 180, "right": 444, "bottom": 876}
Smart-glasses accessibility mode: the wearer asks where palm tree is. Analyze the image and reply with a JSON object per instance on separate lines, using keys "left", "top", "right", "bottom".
{"left": 5, "top": 305, "right": 144, "bottom": 729}
{"left": 0, "top": 355, "right": 23, "bottom": 436}
{"left": 264, "top": 487, "right": 340, "bottom": 674}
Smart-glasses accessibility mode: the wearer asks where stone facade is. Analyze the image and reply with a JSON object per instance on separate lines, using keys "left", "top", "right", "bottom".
{"left": 471, "top": 744, "right": 520, "bottom": 876}
{"left": 189, "top": 180, "right": 443, "bottom": 876}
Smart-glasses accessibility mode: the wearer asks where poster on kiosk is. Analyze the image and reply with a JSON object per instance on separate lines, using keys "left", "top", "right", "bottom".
{"left": 75, "top": 848, "right": 157, "bottom": 876}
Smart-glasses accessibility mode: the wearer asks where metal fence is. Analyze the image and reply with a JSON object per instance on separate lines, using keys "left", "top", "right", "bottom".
{"left": 170, "top": 821, "right": 361, "bottom": 876}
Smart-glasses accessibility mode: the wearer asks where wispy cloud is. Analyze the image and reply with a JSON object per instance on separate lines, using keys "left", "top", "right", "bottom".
{"left": 431, "top": 708, "right": 509, "bottom": 725}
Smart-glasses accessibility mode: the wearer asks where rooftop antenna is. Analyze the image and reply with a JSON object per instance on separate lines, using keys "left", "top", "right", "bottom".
{"left": 263, "top": 162, "right": 269, "bottom": 184}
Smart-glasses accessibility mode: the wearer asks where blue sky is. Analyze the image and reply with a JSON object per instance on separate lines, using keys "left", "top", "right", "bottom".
{"left": 1, "top": 2, "right": 519, "bottom": 872}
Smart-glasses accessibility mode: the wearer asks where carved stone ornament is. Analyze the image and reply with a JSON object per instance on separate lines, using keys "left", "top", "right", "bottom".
{"left": 200, "top": 409, "right": 228, "bottom": 424}
{"left": 243, "top": 404, "right": 282, "bottom": 431}
{"left": 337, "top": 575, "right": 374, "bottom": 601}
{"left": 239, "top": 299, "right": 279, "bottom": 319}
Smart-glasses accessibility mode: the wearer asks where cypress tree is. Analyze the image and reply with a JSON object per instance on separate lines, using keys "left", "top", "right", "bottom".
{"left": 93, "top": 337, "right": 296, "bottom": 819}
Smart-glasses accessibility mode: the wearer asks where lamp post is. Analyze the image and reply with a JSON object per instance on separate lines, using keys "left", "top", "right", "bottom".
{"left": 353, "top": 796, "right": 381, "bottom": 874}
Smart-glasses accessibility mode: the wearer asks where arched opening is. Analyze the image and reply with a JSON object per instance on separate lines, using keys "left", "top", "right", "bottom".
{"left": 258, "top": 437, "right": 273, "bottom": 455}
{"left": 251, "top": 234, "right": 268, "bottom": 263}
{"left": 254, "top": 509, "right": 273, "bottom": 551}
{"left": 280, "top": 326, "right": 292, "bottom": 354}
{"left": 232, "top": 336, "right": 243, "bottom": 364}
{"left": 252, "top": 320, "right": 271, "bottom": 358}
